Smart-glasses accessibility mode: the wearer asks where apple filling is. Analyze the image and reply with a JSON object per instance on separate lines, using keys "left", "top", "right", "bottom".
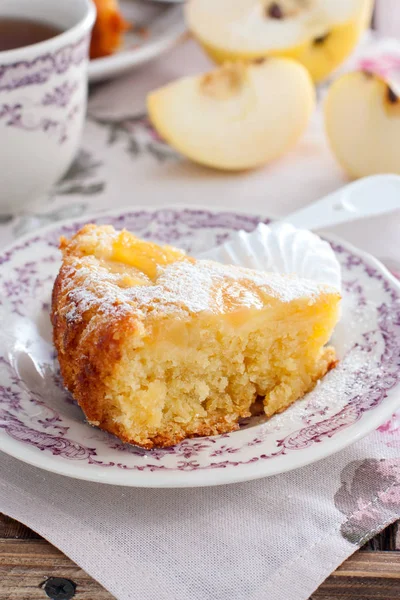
{"left": 111, "top": 231, "right": 188, "bottom": 280}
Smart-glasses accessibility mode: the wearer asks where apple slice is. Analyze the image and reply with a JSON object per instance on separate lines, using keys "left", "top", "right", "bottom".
{"left": 324, "top": 71, "right": 400, "bottom": 179}
{"left": 185, "top": 0, "right": 373, "bottom": 83}
{"left": 147, "top": 59, "right": 315, "bottom": 171}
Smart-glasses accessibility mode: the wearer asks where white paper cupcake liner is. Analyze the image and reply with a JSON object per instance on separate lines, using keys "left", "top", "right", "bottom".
{"left": 199, "top": 222, "right": 342, "bottom": 291}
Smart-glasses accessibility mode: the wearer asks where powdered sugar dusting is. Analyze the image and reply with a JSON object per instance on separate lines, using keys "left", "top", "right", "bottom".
{"left": 60, "top": 247, "right": 338, "bottom": 326}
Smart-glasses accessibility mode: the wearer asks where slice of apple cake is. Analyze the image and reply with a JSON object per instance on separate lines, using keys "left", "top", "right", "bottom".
{"left": 51, "top": 224, "right": 340, "bottom": 448}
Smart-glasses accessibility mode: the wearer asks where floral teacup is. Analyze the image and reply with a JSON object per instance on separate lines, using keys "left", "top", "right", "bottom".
{"left": 0, "top": 0, "right": 96, "bottom": 214}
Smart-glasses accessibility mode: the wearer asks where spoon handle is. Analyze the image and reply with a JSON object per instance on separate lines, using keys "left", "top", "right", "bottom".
{"left": 281, "top": 174, "right": 400, "bottom": 231}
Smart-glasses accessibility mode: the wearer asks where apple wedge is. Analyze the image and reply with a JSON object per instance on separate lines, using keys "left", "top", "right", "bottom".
{"left": 147, "top": 59, "right": 315, "bottom": 171}
{"left": 324, "top": 71, "right": 400, "bottom": 179}
{"left": 186, "top": 0, "right": 373, "bottom": 83}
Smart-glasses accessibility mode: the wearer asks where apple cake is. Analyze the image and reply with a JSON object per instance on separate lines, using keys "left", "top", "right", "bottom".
{"left": 51, "top": 224, "right": 340, "bottom": 448}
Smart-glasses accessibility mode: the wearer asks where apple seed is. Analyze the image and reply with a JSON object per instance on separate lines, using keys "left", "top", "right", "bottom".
{"left": 387, "top": 85, "right": 398, "bottom": 104}
{"left": 313, "top": 32, "right": 330, "bottom": 45}
{"left": 267, "top": 3, "right": 284, "bottom": 18}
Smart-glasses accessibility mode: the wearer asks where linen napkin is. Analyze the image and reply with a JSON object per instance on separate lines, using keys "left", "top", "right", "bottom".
{"left": 1, "top": 35, "right": 400, "bottom": 600}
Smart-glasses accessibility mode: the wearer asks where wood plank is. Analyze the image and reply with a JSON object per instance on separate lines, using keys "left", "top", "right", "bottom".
{"left": 0, "top": 515, "right": 40, "bottom": 540}
{"left": 0, "top": 540, "right": 113, "bottom": 599}
{"left": 334, "top": 551, "right": 400, "bottom": 578}
{"left": 312, "top": 578, "right": 400, "bottom": 599}
{"left": 1, "top": 515, "right": 400, "bottom": 599}
{"left": 312, "top": 551, "right": 400, "bottom": 599}
{"left": 361, "top": 521, "right": 400, "bottom": 551}
{"left": 2, "top": 540, "right": 400, "bottom": 600}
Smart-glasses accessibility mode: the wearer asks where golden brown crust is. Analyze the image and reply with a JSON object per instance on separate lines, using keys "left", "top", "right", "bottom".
{"left": 52, "top": 264, "right": 132, "bottom": 425}
{"left": 100, "top": 417, "right": 241, "bottom": 450}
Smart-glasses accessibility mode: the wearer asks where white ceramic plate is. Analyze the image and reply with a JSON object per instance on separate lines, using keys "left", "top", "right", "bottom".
{"left": 1, "top": 206, "right": 400, "bottom": 488}
{"left": 88, "top": 2, "right": 185, "bottom": 83}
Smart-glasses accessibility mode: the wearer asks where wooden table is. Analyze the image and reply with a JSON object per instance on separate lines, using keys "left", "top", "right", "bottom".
{"left": 1, "top": 515, "right": 399, "bottom": 599}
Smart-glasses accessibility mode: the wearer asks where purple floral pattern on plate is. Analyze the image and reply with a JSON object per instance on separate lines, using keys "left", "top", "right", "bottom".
{"left": 0, "top": 208, "right": 400, "bottom": 484}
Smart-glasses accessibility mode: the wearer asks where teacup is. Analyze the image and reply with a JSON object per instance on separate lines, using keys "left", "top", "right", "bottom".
{"left": 0, "top": 0, "right": 96, "bottom": 214}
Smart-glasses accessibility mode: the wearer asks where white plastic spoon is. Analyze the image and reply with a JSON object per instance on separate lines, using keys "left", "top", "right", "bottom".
{"left": 281, "top": 174, "right": 400, "bottom": 231}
